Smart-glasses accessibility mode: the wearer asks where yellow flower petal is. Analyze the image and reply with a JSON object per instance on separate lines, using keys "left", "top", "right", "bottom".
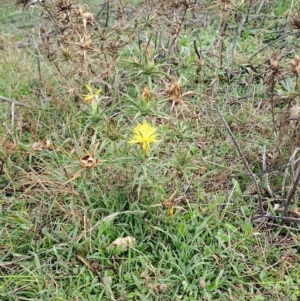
{"left": 83, "top": 94, "right": 95, "bottom": 102}
{"left": 95, "top": 89, "right": 102, "bottom": 96}
{"left": 129, "top": 121, "right": 159, "bottom": 153}
{"left": 168, "top": 206, "right": 174, "bottom": 218}
{"left": 82, "top": 84, "right": 102, "bottom": 104}
{"left": 85, "top": 84, "right": 93, "bottom": 94}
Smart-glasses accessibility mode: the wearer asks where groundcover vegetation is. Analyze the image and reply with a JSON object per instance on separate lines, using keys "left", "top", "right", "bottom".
{"left": 1, "top": 0, "right": 300, "bottom": 300}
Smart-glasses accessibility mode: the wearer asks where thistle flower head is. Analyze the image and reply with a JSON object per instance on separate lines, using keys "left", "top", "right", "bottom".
{"left": 167, "top": 79, "right": 183, "bottom": 104}
{"left": 291, "top": 54, "right": 300, "bottom": 76}
{"left": 82, "top": 84, "right": 102, "bottom": 104}
{"left": 142, "top": 87, "right": 153, "bottom": 103}
{"left": 129, "top": 121, "right": 159, "bottom": 153}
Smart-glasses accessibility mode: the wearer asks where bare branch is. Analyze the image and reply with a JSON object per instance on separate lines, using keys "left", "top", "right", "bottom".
{"left": 212, "top": 100, "right": 264, "bottom": 215}
{"left": 0, "top": 95, "right": 29, "bottom": 107}
{"left": 262, "top": 145, "right": 274, "bottom": 197}
{"left": 252, "top": 214, "right": 300, "bottom": 223}
{"left": 284, "top": 162, "right": 300, "bottom": 216}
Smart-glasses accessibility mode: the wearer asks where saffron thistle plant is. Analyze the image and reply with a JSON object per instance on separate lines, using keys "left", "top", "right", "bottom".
{"left": 129, "top": 121, "right": 159, "bottom": 153}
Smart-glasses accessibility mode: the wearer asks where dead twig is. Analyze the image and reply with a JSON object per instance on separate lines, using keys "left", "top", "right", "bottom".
{"left": 105, "top": 0, "right": 110, "bottom": 28}
{"left": 282, "top": 148, "right": 300, "bottom": 197}
{"left": 249, "top": 35, "right": 286, "bottom": 61}
{"left": 0, "top": 95, "right": 29, "bottom": 107}
{"left": 284, "top": 162, "right": 300, "bottom": 217}
{"left": 232, "top": 14, "right": 246, "bottom": 60}
{"left": 262, "top": 145, "right": 275, "bottom": 198}
{"left": 252, "top": 215, "right": 300, "bottom": 223}
{"left": 212, "top": 100, "right": 264, "bottom": 215}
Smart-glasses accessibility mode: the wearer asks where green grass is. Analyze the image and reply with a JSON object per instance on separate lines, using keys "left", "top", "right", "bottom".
{"left": 1, "top": 0, "right": 300, "bottom": 300}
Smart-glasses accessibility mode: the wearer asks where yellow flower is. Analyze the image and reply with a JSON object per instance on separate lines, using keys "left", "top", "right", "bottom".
{"left": 82, "top": 84, "right": 102, "bottom": 104}
{"left": 168, "top": 206, "right": 174, "bottom": 218}
{"left": 129, "top": 121, "right": 159, "bottom": 153}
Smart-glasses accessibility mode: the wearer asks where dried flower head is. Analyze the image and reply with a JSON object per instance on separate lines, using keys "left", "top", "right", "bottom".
{"left": 291, "top": 54, "right": 300, "bottom": 76}
{"left": 221, "top": 0, "right": 235, "bottom": 10}
{"left": 61, "top": 47, "right": 72, "bottom": 61}
{"left": 142, "top": 87, "right": 153, "bottom": 103}
{"left": 129, "top": 121, "right": 159, "bottom": 153}
{"left": 292, "top": 10, "right": 300, "bottom": 31}
{"left": 80, "top": 150, "right": 97, "bottom": 169}
{"left": 112, "top": 236, "right": 136, "bottom": 253}
{"left": 269, "top": 51, "right": 280, "bottom": 70}
{"left": 167, "top": 79, "right": 183, "bottom": 104}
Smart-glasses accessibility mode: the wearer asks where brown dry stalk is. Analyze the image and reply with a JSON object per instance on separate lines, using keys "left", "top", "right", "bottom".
{"left": 212, "top": 100, "right": 264, "bottom": 215}
{"left": 284, "top": 163, "right": 300, "bottom": 217}
{"left": 0, "top": 95, "right": 29, "bottom": 107}
{"left": 252, "top": 215, "right": 300, "bottom": 223}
